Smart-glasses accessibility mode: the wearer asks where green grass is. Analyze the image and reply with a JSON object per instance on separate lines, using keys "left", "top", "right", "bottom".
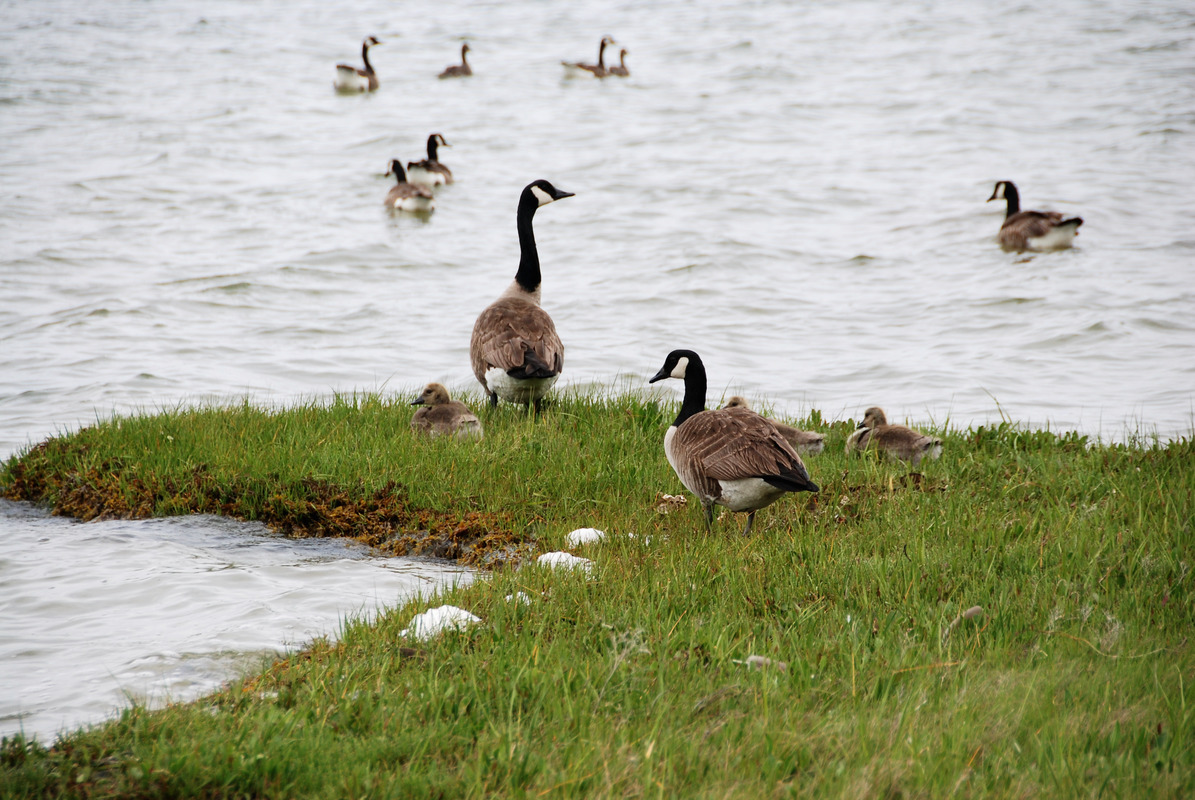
{"left": 1, "top": 390, "right": 1192, "bottom": 798}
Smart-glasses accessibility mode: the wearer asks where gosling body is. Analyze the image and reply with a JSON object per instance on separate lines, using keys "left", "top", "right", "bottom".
{"left": 722, "top": 397, "right": 825, "bottom": 455}
{"left": 846, "top": 406, "right": 942, "bottom": 466}
{"left": 410, "top": 383, "right": 483, "bottom": 440}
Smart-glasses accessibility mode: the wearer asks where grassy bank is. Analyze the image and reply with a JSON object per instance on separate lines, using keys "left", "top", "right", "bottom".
{"left": 1, "top": 391, "right": 1192, "bottom": 798}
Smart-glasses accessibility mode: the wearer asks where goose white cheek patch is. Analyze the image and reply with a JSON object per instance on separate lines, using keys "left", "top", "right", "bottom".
{"left": 531, "top": 185, "right": 554, "bottom": 206}
{"left": 670, "top": 356, "right": 689, "bottom": 379}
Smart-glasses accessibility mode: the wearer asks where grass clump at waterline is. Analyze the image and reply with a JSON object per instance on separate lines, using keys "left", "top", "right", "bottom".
{"left": 1, "top": 390, "right": 1192, "bottom": 798}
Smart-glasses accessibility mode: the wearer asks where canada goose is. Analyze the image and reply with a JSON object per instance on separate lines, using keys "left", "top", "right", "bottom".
{"left": 722, "top": 396, "right": 825, "bottom": 455}
{"left": 334, "top": 36, "right": 380, "bottom": 93}
{"left": 439, "top": 43, "right": 472, "bottom": 78}
{"left": 470, "top": 179, "right": 574, "bottom": 410}
{"left": 649, "top": 350, "right": 818, "bottom": 536}
{"left": 987, "top": 180, "right": 1083, "bottom": 252}
{"left": 407, "top": 134, "right": 453, "bottom": 188}
{"left": 608, "top": 48, "right": 630, "bottom": 77}
{"left": 383, "top": 160, "right": 435, "bottom": 213}
{"left": 846, "top": 407, "right": 942, "bottom": 466}
{"left": 562, "top": 36, "right": 615, "bottom": 79}
{"left": 410, "top": 383, "right": 484, "bottom": 440}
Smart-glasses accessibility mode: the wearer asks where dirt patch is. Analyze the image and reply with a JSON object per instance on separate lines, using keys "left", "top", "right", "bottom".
{"left": 3, "top": 441, "right": 534, "bottom": 569}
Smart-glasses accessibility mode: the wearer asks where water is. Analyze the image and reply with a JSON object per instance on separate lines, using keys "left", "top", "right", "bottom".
{"left": 1, "top": 0, "right": 1192, "bottom": 741}
{"left": 0, "top": 500, "right": 472, "bottom": 741}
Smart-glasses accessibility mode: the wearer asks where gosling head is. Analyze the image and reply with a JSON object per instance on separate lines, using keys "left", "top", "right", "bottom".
{"left": 858, "top": 407, "right": 888, "bottom": 429}
{"left": 411, "top": 382, "right": 452, "bottom": 407}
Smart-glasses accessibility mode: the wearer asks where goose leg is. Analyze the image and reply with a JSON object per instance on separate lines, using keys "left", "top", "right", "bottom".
{"left": 489, "top": 391, "right": 498, "bottom": 408}
{"left": 703, "top": 503, "right": 714, "bottom": 533}
{"left": 741, "top": 511, "right": 756, "bottom": 537}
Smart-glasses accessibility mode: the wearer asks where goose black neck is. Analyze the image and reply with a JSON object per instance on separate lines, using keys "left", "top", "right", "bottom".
{"left": 598, "top": 40, "right": 608, "bottom": 68}
{"left": 515, "top": 190, "right": 542, "bottom": 292}
{"left": 461, "top": 45, "right": 469, "bottom": 65}
{"left": 1002, "top": 183, "right": 1020, "bottom": 218}
{"left": 362, "top": 43, "right": 375, "bottom": 75}
{"left": 427, "top": 136, "right": 439, "bottom": 161}
{"left": 674, "top": 355, "right": 708, "bottom": 428}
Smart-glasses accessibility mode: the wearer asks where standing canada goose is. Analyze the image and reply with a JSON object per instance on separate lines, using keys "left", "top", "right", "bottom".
{"left": 439, "top": 43, "right": 472, "bottom": 78}
{"left": 561, "top": 36, "right": 615, "bottom": 79}
{"left": 987, "top": 180, "right": 1083, "bottom": 252}
{"left": 383, "top": 160, "right": 435, "bottom": 213}
{"left": 334, "top": 36, "right": 381, "bottom": 92}
{"left": 722, "top": 397, "right": 825, "bottom": 455}
{"left": 407, "top": 134, "right": 453, "bottom": 188}
{"left": 608, "top": 48, "right": 630, "bottom": 77}
{"left": 410, "top": 383, "right": 484, "bottom": 440}
{"left": 470, "top": 179, "right": 574, "bottom": 410}
{"left": 846, "top": 407, "right": 942, "bottom": 466}
{"left": 650, "top": 350, "right": 818, "bottom": 536}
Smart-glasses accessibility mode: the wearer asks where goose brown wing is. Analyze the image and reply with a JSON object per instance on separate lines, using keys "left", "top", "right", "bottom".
{"left": 1004, "top": 210, "right": 1064, "bottom": 238}
{"left": 470, "top": 297, "right": 564, "bottom": 383}
{"left": 675, "top": 408, "right": 814, "bottom": 489}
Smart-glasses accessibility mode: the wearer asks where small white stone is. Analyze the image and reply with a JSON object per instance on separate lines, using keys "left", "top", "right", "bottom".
{"left": 401, "top": 605, "right": 481, "bottom": 641}
{"left": 566, "top": 528, "right": 606, "bottom": 547}
{"left": 734, "top": 654, "right": 788, "bottom": 672}
{"left": 537, "top": 551, "right": 594, "bottom": 573}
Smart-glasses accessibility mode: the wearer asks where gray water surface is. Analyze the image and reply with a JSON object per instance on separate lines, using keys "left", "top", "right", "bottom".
{"left": 0, "top": 500, "right": 472, "bottom": 741}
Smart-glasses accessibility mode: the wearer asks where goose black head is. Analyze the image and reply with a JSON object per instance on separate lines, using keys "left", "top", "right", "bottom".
{"left": 987, "top": 180, "right": 1015, "bottom": 202}
{"left": 365, "top": 36, "right": 381, "bottom": 48}
{"left": 386, "top": 159, "right": 407, "bottom": 182}
{"left": 650, "top": 349, "right": 701, "bottom": 383}
{"left": 525, "top": 179, "right": 575, "bottom": 207}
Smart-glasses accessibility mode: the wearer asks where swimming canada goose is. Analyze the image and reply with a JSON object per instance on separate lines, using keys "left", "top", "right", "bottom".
{"left": 383, "top": 160, "right": 435, "bottom": 213}
{"left": 334, "top": 36, "right": 381, "bottom": 92}
{"left": 562, "top": 36, "right": 615, "bottom": 79}
{"left": 650, "top": 350, "right": 818, "bottom": 536}
{"left": 608, "top": 48, "right": 630, "bottom": 77}
{"left": 438, "top": 43, "right": 472, "bottom": 78}
{"left": 470, "top": 179, "right": 574, "bottom": 410}
{"left": 845, "top": 407, "right": 942, "bottom": 466}
{"left": 987, "top": 180, "right": 1083, "bottom": 252}
{"left": 722, "top": 396, "right": 825, "bottom": 455}
{"left": 410, "top": 383, "right": 484, "bottom": 440}
{"left": 406, "top": 134, "right": 453, "bottom": 188}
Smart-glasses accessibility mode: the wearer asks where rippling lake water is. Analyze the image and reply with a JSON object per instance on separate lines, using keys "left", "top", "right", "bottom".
{"left": 0, "top": 501, "right": 471, "bottom": 741}
{"left": 1, "top": 0, "right": 1193, "bottom": 741}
